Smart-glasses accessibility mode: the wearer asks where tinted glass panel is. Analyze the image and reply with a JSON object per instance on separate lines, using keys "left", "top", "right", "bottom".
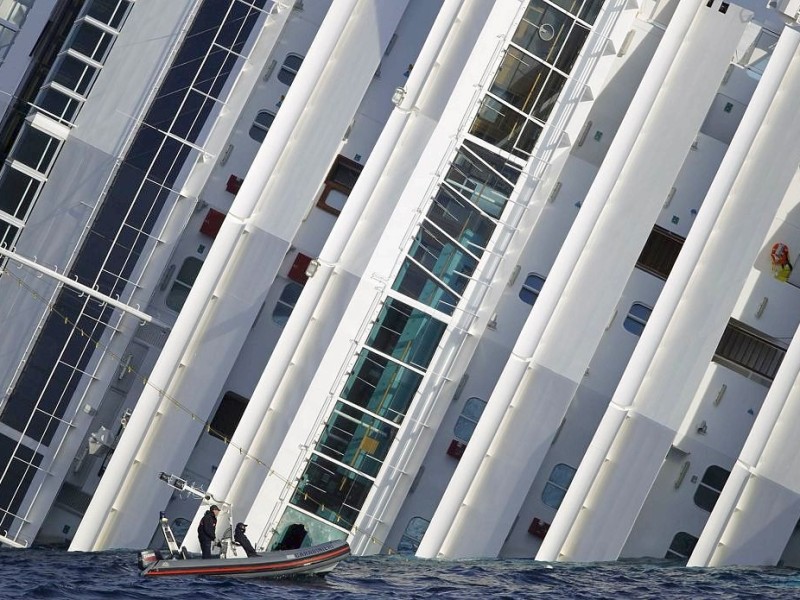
{"left": 291, "top": 453, "right": 373, "bottom": 529}
{"left": 315, "top": 401, "right": 397, "bottom": 477}
{"left": 365, "top": 297, "right": 447, "bottom": 369}
{"left": 14, "top": 127, "right": 59, "bottom": 174}
{"left": 0, "top": 167, "right": 41, "bottom": 219}
{"left": 340, "top": 349, "right": 423, "bottom": 423}
{"left": 392, "top": 259, "right": 458, "bottom": 316}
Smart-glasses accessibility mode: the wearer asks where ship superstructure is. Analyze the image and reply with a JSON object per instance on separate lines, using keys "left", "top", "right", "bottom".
{"left": 1, "top": 0, "right": 800, "bottom": 569}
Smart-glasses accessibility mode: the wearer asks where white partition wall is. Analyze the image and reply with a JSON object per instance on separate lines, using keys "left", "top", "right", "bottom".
{"left": 422, "top": 0, "right": 749, "bottom": 560}
{"left": 540, "top": 25, "right": 800, "bottom": 564}
{"left": 689, "top": 324, "right": 800, "bottom": 567}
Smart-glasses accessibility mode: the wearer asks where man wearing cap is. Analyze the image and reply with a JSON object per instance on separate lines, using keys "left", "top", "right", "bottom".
{"left": 197, "top": 505, "right": 220, "bottom": 559}
{"left": 234, "top": 522, "right": 260, "bottom": 557}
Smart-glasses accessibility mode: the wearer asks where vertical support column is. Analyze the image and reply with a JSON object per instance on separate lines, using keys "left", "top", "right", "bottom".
{"left": 424, "top": 0, "right": 749, "bottom": 560}
{"left": 70, "top": 0, "right": 360, "bottom": 553}
{"left": 541, "top": 26, "right": 800, "bottom": 564}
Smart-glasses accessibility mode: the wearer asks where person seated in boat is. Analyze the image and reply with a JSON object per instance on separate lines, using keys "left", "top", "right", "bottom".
{"left": 234, "top": 522, "right": 260, "bottom": 557}
{"left": 197, "top": 504, "right": 220, "bottom": 559}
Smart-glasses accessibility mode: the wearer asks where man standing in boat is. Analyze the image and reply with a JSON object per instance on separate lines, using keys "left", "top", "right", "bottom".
{"left": 197, "top": 504, "right": 220, "bottom": 558}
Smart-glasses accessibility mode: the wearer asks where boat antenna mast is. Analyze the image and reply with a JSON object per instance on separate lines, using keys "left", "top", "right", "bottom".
{"left": 158, "top": 471, "right": 226, "bottom": 507}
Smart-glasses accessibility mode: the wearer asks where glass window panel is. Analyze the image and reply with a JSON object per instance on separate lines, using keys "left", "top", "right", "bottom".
{"left": 542, "top": 482, "right": 567, "bottom": 509}
{"left": 549, "top": 0, "right": 583, "bottom": 18}
{"left": 0, "top": 167, "right": 41, "bottom": 220}
{"left": 87, "top": 0, "right": 131, "bottom": 29}
{"left": 531, "top": 70, "right": 567, "bottom": 122}
{"left": 470, "top": 95, "right": 530, "bottom": 156}
{"left": 519, "top": 273, "right": 545, "bottom": 305}
{"left": 454, "top": 416, "right": 477, "bottom": 442}
{"left": 249, "top": 110, "right": 275, "bottom": 142}
{"left": 550, "top": 463, "right": 576, "bottom": 487}
{"left": 14, "top": 127, "right": 60, "bottom": 174}
{"left": 272, "top": 281, "right": 303, "bottom": 325}
{"left": 53, "top": 54, "right": 97, "bottom": 96}
{"left": 445, "top": 142, "right": 517, "bottom": 207}
{"left": 427, "top": 188, "right": 496, "bottom": 255}
{"left": 693, "top": 484, "right": 720, "bottom": 512}
{"left": 515, "top": 118, "right": 544, "bottom": 157}
{"left": 490, "top": 47, "right": 551, "bottom": 115}
{"left": 340, "top": 349, "right": 423, "bottom": 423}
{"left": 666, "top": 532, "right": 698, "bottom": 561}
{"left": 278, "top": 53, "right": 303, "bottom": 85}
{"left": 512, "top": 2, "right": 573, "bottom": 65}
{"left": 409, "top": 223, "right": 477, "bottom": 298}
{"left": 392, "top": 258, "right": 458, "bottom": 316}
{"left": 397, "top": 517, "right": 430, "bottom": 554}
{"left": 315, "top": 401, "right": 397, "bottom": 477}
{"left": 0, "top": 24, "right": 16, "bottom": 61}
{"left": 462, "top": 397, "right": 486, "bottom": 420}
{"left": 0, "top": 220, "right": 19, "bottom": 249}
{"left": 701, "top": 465, "right": 730, "bottom": 491}
{"left": 365, "top": 297, "right": 447, "bottom": 370}
{"left": 555, "top": 23, "right": 590, "bottom": 73}
{"left": 166, "top": 257, "right": 203, "bottom": 312}
{"left": 0, "top": 0, "right": 33, "bottom": 28}
{"left": 70, "top": 21, "right": 113, "bottom": 62}
{"left": 624, "top": 302, "right": 652, "bottom": 336}
{"left": 36, "top": 86, "right": 82, "bottom": 124}
{"left": 291, "top": 453, "right": 373, "bottom": 529}
{"left": 580, "top": 0, "right": 604, "bottom": 25}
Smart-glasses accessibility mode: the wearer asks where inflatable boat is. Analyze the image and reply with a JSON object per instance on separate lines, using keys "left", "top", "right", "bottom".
{"left": 138, "top": 538, "right": 351, "bottom": 578}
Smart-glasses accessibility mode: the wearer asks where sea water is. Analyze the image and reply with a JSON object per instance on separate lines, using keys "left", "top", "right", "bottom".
{"left": 1, "top": 547, "right": 799, "bottom": 599}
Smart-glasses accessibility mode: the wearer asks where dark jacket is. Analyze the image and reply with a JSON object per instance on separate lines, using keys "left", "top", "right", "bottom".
{"left": 197, "top": 510, "right": 217, "bottom": 542}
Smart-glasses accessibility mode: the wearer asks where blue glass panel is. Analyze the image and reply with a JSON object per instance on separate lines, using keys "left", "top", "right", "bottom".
{"left": 291, "top": 453, "right": 373, "bottom": 529}
{"left": 340, "top": 349, "right": 423, "bottom": 423}
{"left": 427, "top": 187, "right": 496, "bottom": 255}
{"left": 315, "top": 401, "right": 397, "bottom": 477}
{"left": 392, "top": 258, "right": 458, "bottom": 316}
{"left": 365, "top": 297, "right": 446, "bottom": 369}
{"left": 408, "top": 222, "right": 477, "bottom": 299}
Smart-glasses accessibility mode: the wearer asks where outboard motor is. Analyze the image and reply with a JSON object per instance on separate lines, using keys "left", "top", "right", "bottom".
{"left": 137, "top": 549, "right": 160, "bottom": 571}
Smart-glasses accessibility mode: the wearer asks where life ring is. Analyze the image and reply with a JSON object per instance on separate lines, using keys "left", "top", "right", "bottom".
{"left": 771, "top": 243, "right": 790, "bottom": 267}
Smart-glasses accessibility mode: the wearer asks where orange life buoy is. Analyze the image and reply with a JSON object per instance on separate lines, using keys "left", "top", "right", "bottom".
{"left": 771, "top": 243, "right": 790, "bottom": 267}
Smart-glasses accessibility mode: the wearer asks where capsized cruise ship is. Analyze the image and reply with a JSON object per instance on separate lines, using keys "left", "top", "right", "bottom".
{"left": 2, "top": 0, "right": 800, "bottom": 568}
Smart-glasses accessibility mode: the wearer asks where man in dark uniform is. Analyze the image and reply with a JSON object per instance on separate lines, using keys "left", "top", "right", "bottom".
{"left": 234, "top": 522, "right": 260, "bottom": 557}
{"left": 197, "top": 504, "right": 220, "bottom": 558}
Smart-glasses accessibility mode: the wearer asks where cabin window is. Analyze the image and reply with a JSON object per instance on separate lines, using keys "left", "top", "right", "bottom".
{"left": 85, "top": 0, "right": 132, "bottom": 30}
{"left": 278, "top": 53, "right": 303, "bottom": 85}
{"left": 208, "top": 391, "right": 248, "bottom": 442}
{"left": 52, "top": 53, "right": 98, "bottom": 97}
{"left": 272, "top": 282, "right": 303, "bottom": 326}
{"left": 454, "top": 397, "right": 486, "bottom": 443}
{"left": 166, "top": 257, "right": 203, "bottom": 312}
{"left": 693, "top": 465, "right": 730, "bottom": 512}
{"left": 519, "top": 272, "right": 545, "bottom": 305}
{"left": 13, "top": 125, "right": 61, "bottom": 175}
{"left": 665, "top": 531, "right": 698, "bottom": 561}
{"left": 317, "top": 155, "right": 362, "bottom": 216}
{"left": 0, "top": 166, "right": 43, "bottom": 221}
{"left": 397, "top": 516, "right": 430, "bottom": 554}
{"left": 636, "top": 225, "right": 684, "bottom": 280}
{"left": 623, "top": 302, "right": 652, "bottom": 336}
{"left": 249, "top": 110, "right": 275, "bottom": 143}
{"left": 0, "top": 0, "right": 32, "bottom": 62}
{"left": 713, "top": 319, "right": 785, "bottom": 383}
{"left": 542, "top": 463, "right": 576, "bottom": 509}
{"left": 69, "top": 20, "right": 114, "bottom": 62}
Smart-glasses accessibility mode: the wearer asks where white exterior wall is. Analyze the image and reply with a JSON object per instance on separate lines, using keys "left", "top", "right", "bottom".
{"left": 427, "top": 0, "right": 746, "bottom": 560}
{"left": 70, "top": 0, "right": 402, "bottom": 551}
{"left": 541, "top": 24, "right": 800, "bottom": 563}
